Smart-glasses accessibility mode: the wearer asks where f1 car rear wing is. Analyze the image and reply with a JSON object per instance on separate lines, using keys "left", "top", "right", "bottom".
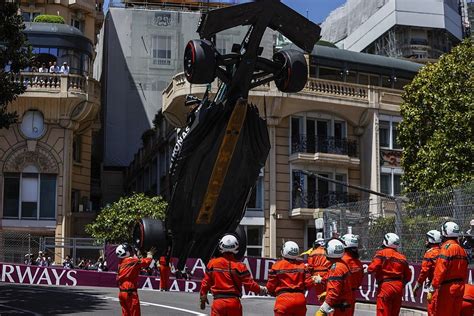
{"left": 197, "top": 0, "right": 321, "bottom": 53}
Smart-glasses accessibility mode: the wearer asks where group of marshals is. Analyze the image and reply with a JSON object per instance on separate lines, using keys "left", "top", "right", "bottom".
{"left": 114, "top": 220, "right": 472, "bottom": 316}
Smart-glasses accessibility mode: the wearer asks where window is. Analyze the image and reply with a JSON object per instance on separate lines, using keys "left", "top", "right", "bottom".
{"left": 73, "top": 136, "right": 82, "bottom": 163}
{"left": 292, "top": 170, "right": 349, "bottom": 209}
{"left": 379, "top": 121, "right": 390, "bottom": 148}
{"left": 71, "top": 18, "right": 84, "bottom": 33}
{"left": 291, "top": 114, "right": 351, "bottom": 156}
{"left": 216, "top": 37, "right": 228, "bottom": 55}
{"left": 318, "top": 67, "right": 342, "bottom": 81}
{"left": 247, "top": 170, "right": 264, "bottom": 211}
{"left": 3, "top": 166, "right": 56, "bottom": 220}
{"left": 379, "top": 117, "right": 401, "bottom": 149}
{"left": 152, "top": 35, "right": 172, "bottom": 65}
{"left": 381, "top": 169, "right": 403, "bottom": 196}
{"left": 244, "top": 226, "right": 263, "bottom": 257}
{"left": 71, "top": 190, "right": 80, "bottom": 213}
{"left": 21, "top": 12, "right": 40, "bottom": 22}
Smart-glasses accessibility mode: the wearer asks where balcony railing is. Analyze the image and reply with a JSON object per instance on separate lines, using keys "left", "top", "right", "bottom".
{"left": 11, "top": 72, "right": 98, "bottom": 98}
{"left": 291, "top": 135, "right": 358, "bottom": 157}
{"left": 292, "top": 190, "right": 358, "bottom": 209}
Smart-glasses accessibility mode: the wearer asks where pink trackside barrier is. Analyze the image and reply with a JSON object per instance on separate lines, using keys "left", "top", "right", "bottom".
{"left": 1, "top": 259, "right": 472, "bottom": 310}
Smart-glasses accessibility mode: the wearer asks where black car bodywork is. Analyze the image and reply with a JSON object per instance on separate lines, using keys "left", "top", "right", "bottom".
{"left": 135, "top": 0, "right": 321, "bottom": 270}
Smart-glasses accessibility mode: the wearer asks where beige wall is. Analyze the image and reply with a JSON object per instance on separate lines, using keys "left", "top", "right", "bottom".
{"left": 20, "top": 0, "right": 99, "bottom": 44}
{"left": 0, "top": 75, "right": 100, "bottom": 259}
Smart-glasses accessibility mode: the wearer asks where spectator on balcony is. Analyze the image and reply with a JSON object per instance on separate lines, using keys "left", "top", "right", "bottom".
{"left": 60, "top": 62, "right": 70, "bottom": 75}
{"left": 63, "top": 255, "right": 75, "bottom": 269}
{"left": 39, "top": 63, "right": 48, "bottom": 73}
{"left": 49, "top": 61, "right": 59, "bottom": 74}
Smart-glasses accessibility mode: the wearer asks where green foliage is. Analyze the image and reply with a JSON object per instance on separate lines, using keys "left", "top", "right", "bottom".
{"left": 85, "top": 193, "right": 167, "bottom": 244}
{"left": 367, "top": 214, "right": 442, "bottom": 262}
{"left": 398, "top": 39, "right": 474, "bottom": 193}
{"left": 0, "top": 3, "right": 31, "bottom": 129}
{"left": 33, "top": 15, "right": 65, "bottom": 24}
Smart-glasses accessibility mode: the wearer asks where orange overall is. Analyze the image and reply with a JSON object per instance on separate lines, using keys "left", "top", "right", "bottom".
{"left": 461, "top": 284, "right": 474, "bottom": 316}
{"left": 367, "top": 248, "right": 412, "bottom": 316}
{"left": 341, "top": 252, "right": 364, "bottom": 316}
{"left": 416, "top": 245, "right": 440, "bottom": 316}
{"left": 200, "top": 253, "right": 261, "bottom": 316}
{"left": 307, "top": 246, "right": 331, "bottom": 297}
{"left": 432, "top": 239, "right": 468, "bottom": 316}
{"left": 266, "top": 258, "right": 314, "bottom": 316}
{"left": 159, "top": 256, "right": 171, "bottom": 291}
{"left": 117, "top": 257, "right": 153, "bottom": 316}
{"left": 324, "top": 261, "right": 354, "bottom": 316}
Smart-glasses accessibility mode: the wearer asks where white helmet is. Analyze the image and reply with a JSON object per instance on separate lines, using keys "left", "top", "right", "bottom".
{"left": 219, "top": 234, "right": 239, "bottom": 254}
{"left": 441, "top": 221, "right": 460, "bottom": 238}
{"left": 281, "top": 241, "right": 300, "bottom": 260}
{"left": 383, "top": 233, "right": 400, "bottom": 249}
{"left": 325, "top": 239, "right": 345, "bottom": 259}
{"left": 426, "top": 230, "right": 442, "bottom": 244}
{"left": 313, "top": 232, "right": 325, "bottom": 247}
{"left": 341, "top": 234, "right": 359, "bottom": 248}
{"left": 116, "top": 244, "right": 131, "bottom": 259}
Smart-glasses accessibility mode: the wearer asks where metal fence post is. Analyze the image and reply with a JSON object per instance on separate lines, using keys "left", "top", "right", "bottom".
{"left": 28, "top": 234, "right": 31, "bottom": 260}
{"left": 73, "top": 238, "right": 77, "bottom": 263}
{"left": 394, "top": 198, "right": 403, "bottom": 250}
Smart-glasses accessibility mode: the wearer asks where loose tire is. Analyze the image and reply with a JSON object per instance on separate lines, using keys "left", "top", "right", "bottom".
{"left": 133, "top": 218, "right": 168, "bottom": 255}
{"left": 184, "top": 39, "right": 217, "bottom": 84}
{"left": 273, "top": 49, "right": 308, "bottom": 93}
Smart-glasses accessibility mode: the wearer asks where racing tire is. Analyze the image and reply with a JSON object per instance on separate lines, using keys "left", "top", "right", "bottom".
{"left": 273, "top": 49, "right": 308, "bottom": 93}
{"left": 184, "top": 39, "right": 217, "bottom": 84}
{"left": 234, "top": 225, "right": 247, "bottom": 261}
{"left": 133, "top": 218, "right": 168, "bottom": 256}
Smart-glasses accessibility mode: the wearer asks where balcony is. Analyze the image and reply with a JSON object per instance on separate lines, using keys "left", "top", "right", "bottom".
{"left": 69, "top": 0, "right": 96, "bottom": 14}
{"left": 289, "top": 135, "right": 360, "bottom": 167}
{"left": 290, "top": 190, "right": 359, "bottom": 219}
{"left": 292, "top": 135, "right": 358, "bottom": 157}
{"left": 11, "top": 72, "right": 100, "bottom": 102}
{"left": 10, "top": 72, "right": 100, "bottom": 125}
{"left": 162, "top": 73, "right": 375, "bottom": 127}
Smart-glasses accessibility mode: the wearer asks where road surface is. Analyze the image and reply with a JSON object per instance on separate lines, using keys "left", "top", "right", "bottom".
{"left": 0, "top": 283, "right": 375, "bottom": 315}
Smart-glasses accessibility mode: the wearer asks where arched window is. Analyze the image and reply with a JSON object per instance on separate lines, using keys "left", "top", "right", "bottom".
{"left": 3, "top": 165, "right": 56, "bottom": 220}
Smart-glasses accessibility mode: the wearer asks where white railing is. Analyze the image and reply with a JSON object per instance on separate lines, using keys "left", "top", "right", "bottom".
{"left": 163, "top": 73, "right": 405, "bottom": 107}
{"left": 304, "top": 78, "right": 368, "bottom": 99}
{"left": 11, "top": 72, "right": 99, "bottom": 97}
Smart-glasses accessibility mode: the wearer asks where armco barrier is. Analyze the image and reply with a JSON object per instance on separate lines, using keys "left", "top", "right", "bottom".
{"left": 0, "top": 259, "right": 472, "bottom": 311}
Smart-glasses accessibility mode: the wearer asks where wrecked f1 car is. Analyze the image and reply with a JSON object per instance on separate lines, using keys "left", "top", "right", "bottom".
{"left": 133, "top": 0, "right": 321, "bottom": 270}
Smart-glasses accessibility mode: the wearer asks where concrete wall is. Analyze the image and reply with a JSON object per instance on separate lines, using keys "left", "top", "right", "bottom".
{"left": 97, "top": 7, "right": 273, "bottom": 167}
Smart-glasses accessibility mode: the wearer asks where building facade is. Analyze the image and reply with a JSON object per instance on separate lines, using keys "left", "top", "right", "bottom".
{"left": 321, "top": 0, "right": 464, "bottom": 62}
{"left": 93, "top": 2, "right": 273, "bottom": 205}
{"left": 127, "top": 44, "right": 421, "bottom": 258}
{"left": 0, "top": 2, "right": 101, "bottom": 262}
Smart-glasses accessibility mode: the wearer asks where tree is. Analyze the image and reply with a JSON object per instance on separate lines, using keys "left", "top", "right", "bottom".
{"left": 0, "top": 2, "right": 31, "bottom": 129}
{"left": 85, "top": 193, "right": 167, "bottom": 243}
{"left": 398, "top": 39, "right": 474, "bottom": 193}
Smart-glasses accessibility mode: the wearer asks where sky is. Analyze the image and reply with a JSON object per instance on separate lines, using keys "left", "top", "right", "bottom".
{"left": 103, "top": 0, "right": 347, "bottom": 24}
{"left": 282, "top": 0, "right": 346, "bottom": 24}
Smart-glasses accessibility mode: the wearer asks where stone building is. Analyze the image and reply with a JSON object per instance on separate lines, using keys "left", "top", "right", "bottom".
{"left": 0, "top": 1, "right": 102, "bottom": 261}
